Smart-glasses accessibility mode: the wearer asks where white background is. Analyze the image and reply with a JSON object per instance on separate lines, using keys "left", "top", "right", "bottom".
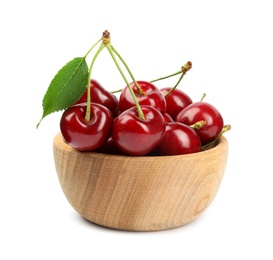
{"left": 1, "top": 0, "right": 272, "bottom": 259}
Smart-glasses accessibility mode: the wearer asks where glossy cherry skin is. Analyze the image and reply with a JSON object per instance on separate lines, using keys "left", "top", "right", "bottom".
{"left": 75, "top": 79, "right": 119, "bottom": 117}
{"left": 119, "top": 81, "right": 166, "bottom": 115}
{"left": 160, "top": 88, "right": 192, "bottom": 120}
{"left": 175, "top": 101, "right": 223, "bottom": 145}
{"left": 112, "top": 105, "right": 166, "bottom": 155}
{"left": 164, "top": 113, "right": 174, "bottom": 123}
{"left": 60, "top": 103, "right": 113, "bottom": 151}
{"left": 154, "top": 122, "right": 201, "bottom": 155}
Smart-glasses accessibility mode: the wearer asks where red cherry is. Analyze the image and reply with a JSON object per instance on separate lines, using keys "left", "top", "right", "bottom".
{"left": 175, "top": 101, "right": 223, "bottom": 145}
{"left": 155, "top": 122, "right": 201, "bottom": 155}
{"left": 119, "top": 81, "right": 166, "bottom": 115}
{"left": 164, "top": 113, "right": 174, "bottom": 123}
{"left": 160, "top": 88, "right": 192, "bottom": 119}
{"left": 60, "top": 103, "right": 113, "bottom": 151}
{"left": 112, "top": 105, "right": 166, "bottom": 155}
{"left": 75, "top": 79, "right": 119, "bottom": 117}
{"left": 96, "top": 136, "right": 125, "bottom": 155}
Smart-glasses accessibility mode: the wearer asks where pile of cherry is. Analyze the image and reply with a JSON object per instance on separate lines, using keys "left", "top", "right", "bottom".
{"left": 60, "top": 78, "right": 228, "bottom": 156}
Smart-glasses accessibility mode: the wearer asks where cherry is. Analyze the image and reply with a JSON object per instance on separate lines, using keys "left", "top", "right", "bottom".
{"left": 60, "top": 103, "right": 113, "bottom": 151}
{"left": 154, "top": 122, "right": 201, "bottom": 155}
{"left": 164, "top": 113, "right": 174, "bottom": 123}
{"left": 75, "top": 79, "right": 119, "bottom": 117}
{"left": 112, "top": 105, "right": 166, "bottom": 155}
{"left": 119, "top": 81, "right": 166, "bottom": 115}
{"left": 96, "top": 136, "right": 125, "bottom": 155}
{"left": 175, "top": 101, "right": 224, "bottom": 145}
{"left": 160, "top": 88, "right": 192, "bottom": 119}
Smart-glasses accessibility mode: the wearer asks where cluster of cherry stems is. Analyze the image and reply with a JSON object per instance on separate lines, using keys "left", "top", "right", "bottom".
{"left": 60, "top": 31, "right": 230, "bottom": 156}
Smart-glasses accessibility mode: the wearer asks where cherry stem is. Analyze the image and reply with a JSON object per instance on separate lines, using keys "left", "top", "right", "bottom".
{"left": 200, "top": 93, "right": 206, "bottom": 102}
{"left": 164, "top": 72, "right": 186, "bottom": 97}
{"left": 190, "top": 120, "right": 207, "bottom": 130}
{"left": 104, "top": 42, "right": 145, "bottom": 120}
{"left": 111, "top": 88, "right": 123, "bottom": 94}
{"left": 150, "top": 70, "right": 181, "bottom": 83}
{"left": 84, "top": 38, "right": 102, "bottom": 59}
{"left": 201, "top": 124, "right": 231, "bottom": 151}
{"left": 85, "top": 43, "right": 105, "bottom": 121}
{"left": 164, "top": 61, "right": 192, "bottom": 97}
{"left": 150, "top": 61, "right": 192, "bottom": 85}
{"left": 111, "top": 46, "right": 145, "bottom": 95}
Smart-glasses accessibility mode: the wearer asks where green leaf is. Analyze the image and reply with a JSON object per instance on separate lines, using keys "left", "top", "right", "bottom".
{"left": 37, "top": 57, "right": 88, "bottom": 128}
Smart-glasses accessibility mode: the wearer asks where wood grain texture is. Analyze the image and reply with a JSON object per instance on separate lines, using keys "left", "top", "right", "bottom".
{"left": 53, "top": 132, "right": 228, "bottom": 231}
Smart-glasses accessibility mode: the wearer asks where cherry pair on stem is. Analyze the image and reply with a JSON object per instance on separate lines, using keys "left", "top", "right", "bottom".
{"left": 60, "top": 30, "right": 168, "bottom": 155}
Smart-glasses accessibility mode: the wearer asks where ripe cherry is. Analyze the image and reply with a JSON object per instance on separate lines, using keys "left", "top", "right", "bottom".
{"left": 119, "top": 81, "right": 166, "bottom": 115}
{"left": 175, "top": 101, "right": 224, "bottom": 145}
{"left": 164, "top": 113, "right": 174, "bottom": 123}
{"left": 60, "top": 103, "right": 113, "bottom": 151}
{"left": 75, "top": 79, "right": 119, "bottom": 117}
{"left": 96, "top": 136, "right": 125, "bottom": 155}
{"left": 160, "top": 88, "right": 192, "bottom": 120}
{"left": 112, "top": 105, "right": 166, "bottom": 155}
{"left": 154, "top": 122, "right": 201, "bottom": 155}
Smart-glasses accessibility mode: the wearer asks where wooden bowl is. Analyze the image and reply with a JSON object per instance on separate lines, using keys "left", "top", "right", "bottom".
{"left": 53, "top": 132, "right": 228, "bottom": 231}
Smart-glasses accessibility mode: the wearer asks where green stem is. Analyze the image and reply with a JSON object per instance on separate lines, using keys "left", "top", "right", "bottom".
{"left": 150, "top": 61, "right": 192, "bottom": 84}
{"left": 201, "top": 125, "right": 231, "bottom": 151}
{"left": 164, "top": 61, "right": 192, "bottom": 97}
{"left": 85, "top": 43, "right": 105, "bottom": 121}
{"left": 200, "top": 93, "right": 206, "bottom": 101}
{"left": 111, "top": 46, "right": 144, "bottom": 95}
{"left": 189, "top": 120, "right": 207, "bottom": 130}
{"left": 150, "top": 70, "right": 182, "bottom": 83}
{"left": 84, "top": 38, "right": 102, "bottom": 59}
{"left": 164, "top": 72, "right": 185, "bottom": 97}
{"left": 105, "top": 43, "right": 145, "bottom": 120}
{"left": 111, "top": 88, "right": 123, "bottom": 94}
